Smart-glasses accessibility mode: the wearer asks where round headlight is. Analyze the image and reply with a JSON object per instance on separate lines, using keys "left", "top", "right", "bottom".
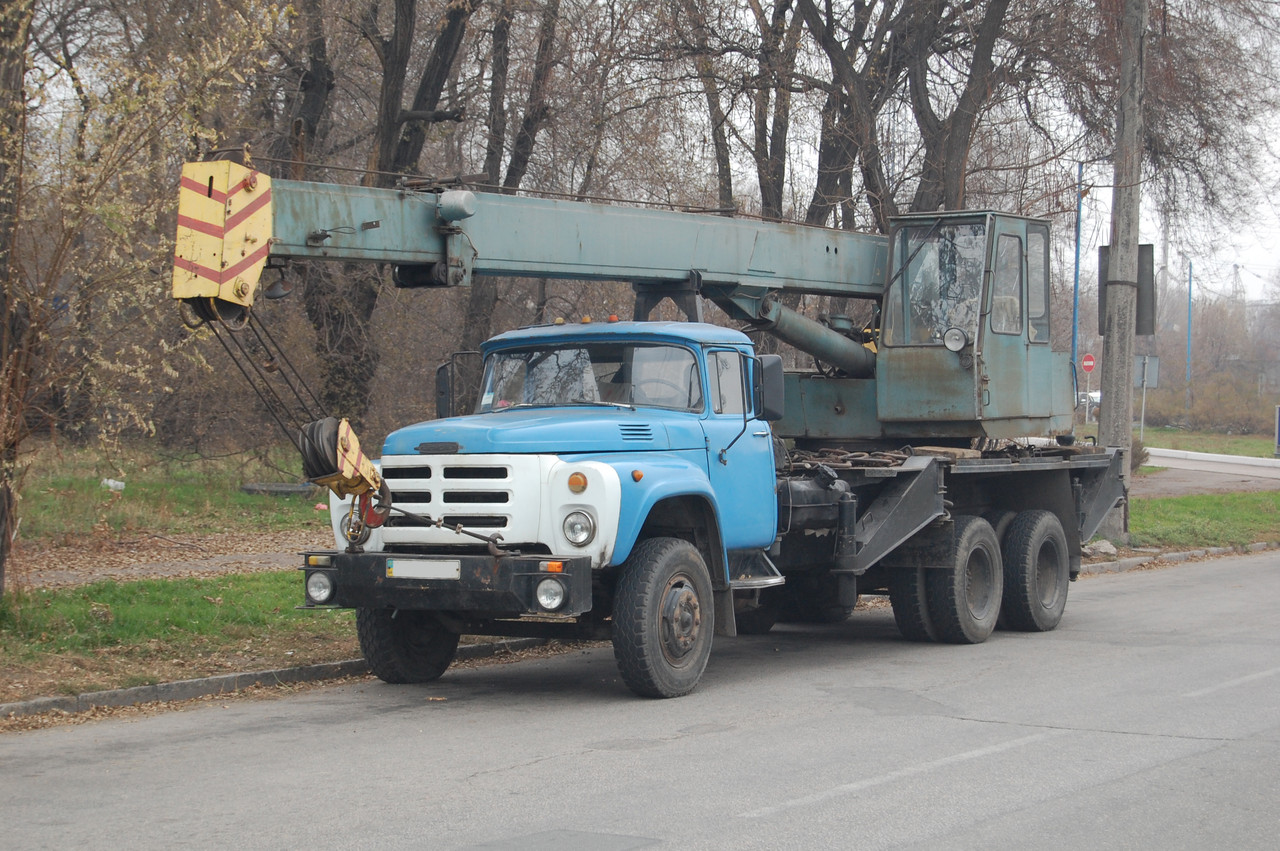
{"left": 536, "top": 578, "right": 567, "bottom": 611}
{"left": 943, "top": 327, "right": 969, "bottom": 352}
{"left": 306, "top": 571, "right": 334, "bottom": 604}
{"left": 562, "top": 511, "right": 596, "bottom": 546}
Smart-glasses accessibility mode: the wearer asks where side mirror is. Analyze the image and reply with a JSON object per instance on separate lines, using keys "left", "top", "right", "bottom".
{"left": 754, "top": 354, "right": 785, "bottom": 421}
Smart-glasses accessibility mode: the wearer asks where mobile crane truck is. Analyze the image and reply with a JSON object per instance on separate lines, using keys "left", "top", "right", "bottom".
{"left": 173, "top": 159, "right": 1124, "bottom": 698}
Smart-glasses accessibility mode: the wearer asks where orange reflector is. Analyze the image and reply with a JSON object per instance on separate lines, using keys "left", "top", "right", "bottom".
{"left": 542, "top": 561, "right": 565, "bottom": 573}
{"left": 608, "top": 314, "right": 619, "bottom": 323}
{"left": 581, "top": 315, "right": 592, "bottom": 323}
{"left": 632, "top": 470, "right": 644, "bottom": 482}
{"left": 568, "top": 472, "right": 588, "bottom": 493}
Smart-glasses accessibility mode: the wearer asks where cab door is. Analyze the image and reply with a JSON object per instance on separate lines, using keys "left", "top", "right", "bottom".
{"left": 978, "top": 221, "right": 1032, "bottom": 419}
{"left": 701, "top": 349, "right": 777, "bottom": 551}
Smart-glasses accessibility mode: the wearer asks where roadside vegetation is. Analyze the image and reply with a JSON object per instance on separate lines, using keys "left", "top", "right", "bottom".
{"left": 0, "top": 572, "right": 356, "bottom": 705}
{"left": 13, "top": 441, "right": 326, "bottom": 545}
{"left": 1128, "top": 492, "right": 1280, "bottom": 550}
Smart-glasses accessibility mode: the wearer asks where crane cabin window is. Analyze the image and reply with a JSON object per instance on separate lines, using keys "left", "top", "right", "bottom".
{"left": 991, "top": 234, "right": 1023, "bottom": 335}
{"left": 1028, "top": 224, "right": 1050, "bottom": 343}
{"left": 883, "top": 221, "right": 986, "bottom": 346}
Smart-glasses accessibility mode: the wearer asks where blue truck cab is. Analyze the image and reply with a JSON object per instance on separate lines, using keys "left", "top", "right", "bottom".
{"left": 304, "top": 320, "right": 786, "bottom": 697}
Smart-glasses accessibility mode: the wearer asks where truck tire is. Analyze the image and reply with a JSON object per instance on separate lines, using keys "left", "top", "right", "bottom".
{"left": 356, "top": 608, "right": 460, "bottom": 684}
{"left": 889, "top": 567, "right": 937, "bottom": 642}
{"left": 612, "top": 537, "right": 714, "bottom": 698}
{"left": 983, "top": 510, "right": 1016, "bottom": 629}
{"left": 983, "top": 509, "right": 1016, "bottom": 545}
{"left": 1000, "top": 510, "right": 1069, "bottom": 632}
{"left": 926, "top": 515, "right": 1003, "bottom": 644}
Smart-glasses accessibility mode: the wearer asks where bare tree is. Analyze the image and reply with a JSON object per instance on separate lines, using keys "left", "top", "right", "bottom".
{"left": 0, "top": 0, "right": 35, "bottom": 596}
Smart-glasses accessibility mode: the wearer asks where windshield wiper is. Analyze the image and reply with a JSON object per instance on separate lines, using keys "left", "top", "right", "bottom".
{"left": 564, "top": 400, "right": 635, "bottom": 410}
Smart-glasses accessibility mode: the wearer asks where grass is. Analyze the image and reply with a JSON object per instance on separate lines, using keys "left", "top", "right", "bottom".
{"left": 14, "top": 440, "right": 326, "bottom": 544}
{"left": 0, "top": 571, "right": 356, "bottom": 703}
{"left": 1129, "top": 491, "right": 1280, "bottom": 549}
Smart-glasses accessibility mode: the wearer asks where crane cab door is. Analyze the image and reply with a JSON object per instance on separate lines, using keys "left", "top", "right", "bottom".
{"left": 979, "top": 220, "right": 1032, "bottom": 419}
{"left": 978, "top": 218, "right": 1059, "bottom": 423}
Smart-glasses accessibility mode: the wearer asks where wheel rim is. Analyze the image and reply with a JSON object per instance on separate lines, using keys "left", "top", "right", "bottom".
{"left": 1035, "top": 539, "right": 1063, "bottom": 608}
{"left": 965, "top": 547, "right": 996, "bottom": 619}
{"left": 659, "top": 574, "right": 702, "bottom": 667}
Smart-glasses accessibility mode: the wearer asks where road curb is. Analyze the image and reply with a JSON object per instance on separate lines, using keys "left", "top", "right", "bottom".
{"left": 0, "top": 638, "right": 546, "bottom": 721}
{"left": 1078, "top": 540, "right": 1279, "bottom": 576}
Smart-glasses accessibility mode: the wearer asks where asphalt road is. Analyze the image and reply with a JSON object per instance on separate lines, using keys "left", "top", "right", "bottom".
{"left": 3, "top": 551, "right": 1279, "bottom": 850}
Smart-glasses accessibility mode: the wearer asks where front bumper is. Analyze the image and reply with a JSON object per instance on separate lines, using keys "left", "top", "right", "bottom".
{"left": 300, "top": 551, "right": 594, "bottom": 616}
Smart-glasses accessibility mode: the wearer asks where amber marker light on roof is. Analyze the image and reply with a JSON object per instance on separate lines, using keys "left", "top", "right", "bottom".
{"left": 568, "top": 472, "right": 588, "bottom": 493}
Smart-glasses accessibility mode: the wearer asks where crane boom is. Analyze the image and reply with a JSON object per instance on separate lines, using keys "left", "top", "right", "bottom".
{"left": 172, "top": 160, "right": 888, "bottom": 320}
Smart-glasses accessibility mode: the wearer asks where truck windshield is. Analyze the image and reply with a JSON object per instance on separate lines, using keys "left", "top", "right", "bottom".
{"left": 883, "top": 221, "right": 986, "bottom": 346}
{"left": 477, "top": 342, "right": 704, "bottom": 413}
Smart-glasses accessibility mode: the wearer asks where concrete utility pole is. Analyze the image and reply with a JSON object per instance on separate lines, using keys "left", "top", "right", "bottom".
{"left": 1099, "top": 0, "right": 1148, "bottom": 538}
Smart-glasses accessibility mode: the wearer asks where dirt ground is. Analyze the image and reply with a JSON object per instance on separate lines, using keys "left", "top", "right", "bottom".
{"left": 1127, "top": 466, "right": 1280, "bottom": 500}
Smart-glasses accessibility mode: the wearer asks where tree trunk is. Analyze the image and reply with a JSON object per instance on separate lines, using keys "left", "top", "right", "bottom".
{"left": 501, "top": 0, "right": 561, "bottom": 193}
{"left": 906, "top": 0, "right": 1010, "bottom": 212}
{"left": 0, "top": 0, "right": 34, "bottom": 597}
{"left": 482, "top": 0, "right": 515, "bottom": 187}
{"left": 681, "top": 0, "right": 733, "bottom": 212}
{"left": 794, "top": 0, "right": 902, "bottom": 233}
{"left": 461, "top": 0, "right": 562, "bottom": 355}
{"left": 391, "top": 0, "right": 477, "bottom": 179}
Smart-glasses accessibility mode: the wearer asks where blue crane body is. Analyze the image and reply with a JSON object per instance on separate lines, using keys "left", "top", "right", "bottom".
{"left": 174, "top": 160, "right": 1123, "bottom": 698}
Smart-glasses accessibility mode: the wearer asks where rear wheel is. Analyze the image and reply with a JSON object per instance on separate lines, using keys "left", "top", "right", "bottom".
{"left": 1000, "top": 510, "right": 1070, "bottom": 632}
{"left": 357, "top": 608, "right": 460, "bottom": 684}
{"left": 926, "top": 516, "right": 1003, "bottom": 644}
{"left": 889, "top": 567, "right": 936, "bottom": 642}
{"left": 612, "top": 537, "right": 714, "bottom": 698}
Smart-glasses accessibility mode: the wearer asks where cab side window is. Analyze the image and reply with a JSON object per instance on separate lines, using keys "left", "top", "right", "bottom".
{"left": 1028, "top": 225, "right": 1050, "bottom": 343}
{"left": 991, "top": 234, "right": 1023, "bottom": 335}
{"left": 708, "top": 351, "right": 746, "bottom": 415}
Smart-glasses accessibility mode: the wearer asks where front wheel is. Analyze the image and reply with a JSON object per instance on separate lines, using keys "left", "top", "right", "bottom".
{"left": 357, "top": 608, "right": 460, "bottom": 684}
{"left": 612, "top": 537, "right": 714, "bottom": 698}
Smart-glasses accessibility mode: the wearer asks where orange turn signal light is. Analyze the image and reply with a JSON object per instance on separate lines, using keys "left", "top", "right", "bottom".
{"left": 541, "top": 561, "right": 565, "bottom": 573}
{"left": 632, "top": 470, "right": 644, "bottom": 482}
{"left": 568, "top": 472, "right": 588, "bottom": 493}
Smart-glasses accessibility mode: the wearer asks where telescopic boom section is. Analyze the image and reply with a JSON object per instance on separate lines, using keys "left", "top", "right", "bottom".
{"left": 171, "top": 160, "right": 889, "bottom": 326}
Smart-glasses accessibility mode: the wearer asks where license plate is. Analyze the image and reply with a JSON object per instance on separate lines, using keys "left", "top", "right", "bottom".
{"left": 386, "top": 558, "right": 461, "bottom": 580}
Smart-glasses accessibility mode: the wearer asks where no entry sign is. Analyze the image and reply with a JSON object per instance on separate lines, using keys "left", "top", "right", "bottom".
{"left": 1081, "top": 353, "right": 1096, "bottom": 373}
